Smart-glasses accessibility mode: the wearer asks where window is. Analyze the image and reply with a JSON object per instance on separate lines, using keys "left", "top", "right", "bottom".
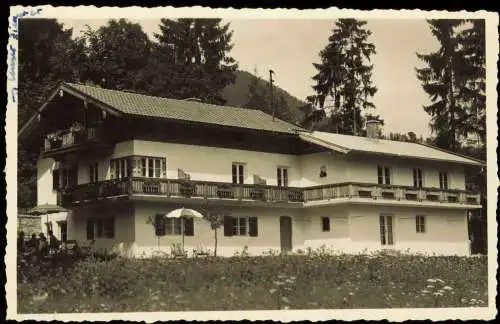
{"left": 59, "top": 165, "right": 78, "bottom": 188}
{"left": 224, "top": 216, "right": 258, "bottom": 237}
{"left": 377, "top": 165, "right": 391, "bottom": 185}
{"left": 165, "top": 218, "right": 183, "bottom": 235}
{"left": 86, "top": 217, "right": 115, "bottom": 239}
{"left": 379, "top": 215, "right": 394, "bottom": 245}
{"left": 416, "top": 215, "right": 426, "bottom": 233}
{"left": 89, "top": 163, "right": 99, "bottom": 183}
{"left": 232, "top": 163, "right": 245, "bottom": 184}
{"left": 110, "top": 158, "right": 128, "bottom": 179}
{"left": 321, "top": 217, "right": 330, "bottom": 232}
{"left": 277, "top": 167, "right": 289, "bottom": 187}
{"left": 132, "top": 156, "right": 167, "bottom": 178}
{"left": 413, "top": 168, "right": 423, "bottom": 188}
{"left": 153, "top": 215, "right": 194, "bottom": 236}
{"left": 439, "top": 172, "right": 449, "bottom": 190}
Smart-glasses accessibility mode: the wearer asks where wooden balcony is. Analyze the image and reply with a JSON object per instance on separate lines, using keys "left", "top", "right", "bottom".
{"left": 59, "top": 178, "right": 481, "bottom": 208}
{"left": 42, "top": 127, "right": 112, "bottom": 159}
{"left": 302, "top": 182, "right": 481, "bottom": 206}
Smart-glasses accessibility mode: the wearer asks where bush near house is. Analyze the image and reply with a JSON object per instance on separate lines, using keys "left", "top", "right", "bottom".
{"left": 18, "top": 250, "right": 488, "bottom": 313}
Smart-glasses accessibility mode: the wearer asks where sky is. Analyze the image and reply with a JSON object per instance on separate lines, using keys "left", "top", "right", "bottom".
{"left": 58, "top": 18, "right": 439, "bottom": 138}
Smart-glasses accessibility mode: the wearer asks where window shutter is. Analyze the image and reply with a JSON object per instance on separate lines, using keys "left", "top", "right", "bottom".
{"left": 86, "top": 219, "right": 94, "bottom": 240}
{"left": 223, "top": 216, "right": 233, "bottom": 237}
{"left": 377, "top": 166, "right": 383, "bottom": 184}
{"left": 249, "top": 217, "right": 258, "bottom": 237}
{"left": 184, "top": 217, "right": 194, "bottom": 236}
{"left": 52, "top": 169, "right": 60, "bottom": 190}
{"left": 154, "top": 214, "right": 165, "bottom": 236}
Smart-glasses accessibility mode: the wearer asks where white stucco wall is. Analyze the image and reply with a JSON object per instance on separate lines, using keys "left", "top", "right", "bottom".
{"left": 70, "top": 203, "right": 136, "bottom": 256}
{"left": 133, "top": 202, "right": 304, "bottom": 257}
{"left": 37, "top": 157, "right": 58, "bottom": 205}
{"left": 331, "top": 205, "right": 469, "bottom": 256}
{"left": 344, "top": 155, "right": 466, "bottom": 190}
{"left": 132, "top": 140, "right": 303, "bottom": 186}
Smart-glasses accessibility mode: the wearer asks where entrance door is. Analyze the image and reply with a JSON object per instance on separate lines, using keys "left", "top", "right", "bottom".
{"left": 280, "top": 216, "right": 292, "bottom": 252}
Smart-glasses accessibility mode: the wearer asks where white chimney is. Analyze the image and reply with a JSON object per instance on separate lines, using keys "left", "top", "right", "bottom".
{"left": 366, "top": 119, "right": 382, "bottom": 138}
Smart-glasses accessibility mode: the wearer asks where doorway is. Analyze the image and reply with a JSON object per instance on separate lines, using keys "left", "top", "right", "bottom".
{"left": 280, "top": 216, "right": 292, "bottom": 252}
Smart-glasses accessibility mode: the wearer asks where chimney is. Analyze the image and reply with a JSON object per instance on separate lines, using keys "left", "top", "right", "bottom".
{"left": 366, "top": 119, "right": 382, "bottom": 138}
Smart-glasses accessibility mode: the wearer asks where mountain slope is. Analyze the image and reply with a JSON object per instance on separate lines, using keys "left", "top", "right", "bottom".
{"left": 222, "top": 70, "right": 306, "bottom": 124}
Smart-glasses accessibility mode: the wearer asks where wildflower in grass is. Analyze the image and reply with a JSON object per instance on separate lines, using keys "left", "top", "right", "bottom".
{"left": 273, "top": 281, "right": 285, "bottom": 286}
{"left": 433, "top": 292, "right": 443, "bottom": 296}
{"left": 426, "top": 285, "right": 435, "bottom": 289}
{"left": 443, "top": 286, "right": 453, "bottom": 291}
{"left": 435, "top": 279, "right": 445, "bottom": 284}
{"left": 421, "top": 289, "right": 430, "bottom": 294}
{"left": 349, "top": 292, "right": 354, "bottom": 296}
{"left": 427, "top": 279, "right": 437, "bottom": 283}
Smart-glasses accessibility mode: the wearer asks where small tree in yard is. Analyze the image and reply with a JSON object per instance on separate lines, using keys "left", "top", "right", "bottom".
{"left": 203, "top": 205, "right": 230, "bottom": 257}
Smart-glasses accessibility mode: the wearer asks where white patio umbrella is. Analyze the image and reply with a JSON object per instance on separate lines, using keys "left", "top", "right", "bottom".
{"left": 164, "top": 208, "right": 204, "bottom": 250}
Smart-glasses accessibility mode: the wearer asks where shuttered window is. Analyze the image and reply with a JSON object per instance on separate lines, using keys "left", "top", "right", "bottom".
{"left": 223, "top": 216, "right": 258, "bottom": 237}
{"left": 52, "top": 169, "right": 60, "bottom": 190}
{"left": 154, "top": 214, "right": 166, "bottom": 236}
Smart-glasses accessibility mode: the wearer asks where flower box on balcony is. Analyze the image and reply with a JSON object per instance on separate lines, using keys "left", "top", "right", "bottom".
{"left": 250, "top": 187, "right": 266, "bottom": 201}
{"left": 179, "top": 181, "right": 195, "bottom": 197}
{"left": 217, "top": 184, "right": 234, "bottom": 199}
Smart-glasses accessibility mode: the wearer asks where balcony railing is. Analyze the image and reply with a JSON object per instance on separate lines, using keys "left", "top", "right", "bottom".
{"left": 43, "top": 127, "right": 100, "bottom": 152}
{"left": 59, "top": 178, "right": 481, "bottom": 207}
{"left": 302, "top": 182, "right": 481, "bottom": 205}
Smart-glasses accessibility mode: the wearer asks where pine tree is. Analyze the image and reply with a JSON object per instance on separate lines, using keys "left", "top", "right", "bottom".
{"left": 153, "top": 18, "right": 238, "bottom": 104}
{"left": 416, "top": 19, "right": 483, "bottom": 151}
{"left": 309, "top": 19, "right": 377, "bottom": 135}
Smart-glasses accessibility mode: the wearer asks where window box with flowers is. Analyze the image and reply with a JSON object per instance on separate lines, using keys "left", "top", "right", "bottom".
{"left": 70, "top": 122, "right": 87, "bottom": 143}
{"left": 47, "top": 131, "right": 63, "bottom": 149}
{"left": 179, "top": 180, "right": 196, "bottom": 197}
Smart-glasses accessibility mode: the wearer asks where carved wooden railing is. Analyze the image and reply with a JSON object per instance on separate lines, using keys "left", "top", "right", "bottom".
{"left": 43, "top": 127, "right": 101, "bottom": 152}
{"left": 60, "top": 178, "right": 481, "bottom": 206}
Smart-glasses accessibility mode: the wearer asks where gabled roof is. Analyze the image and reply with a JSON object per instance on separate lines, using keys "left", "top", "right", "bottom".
{"left": 299, "top": 131, "right": 485, "bottom": 166}
{"left": 64, "top": 83, "right": 304, "bottom": 135}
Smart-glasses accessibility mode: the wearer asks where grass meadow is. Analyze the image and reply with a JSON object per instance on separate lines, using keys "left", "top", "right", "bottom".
{"left": 17, "top": 249, "right": 488, "bottom": 313}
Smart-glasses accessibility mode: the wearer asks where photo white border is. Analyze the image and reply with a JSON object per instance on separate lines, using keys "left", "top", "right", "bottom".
{"left": 6, "top": 5, "right": 499, "bottom": 321}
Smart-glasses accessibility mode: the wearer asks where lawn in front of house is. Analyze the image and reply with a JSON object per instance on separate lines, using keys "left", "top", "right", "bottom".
{"left": 17, "top": 251, "right": 488, "bottom": 313}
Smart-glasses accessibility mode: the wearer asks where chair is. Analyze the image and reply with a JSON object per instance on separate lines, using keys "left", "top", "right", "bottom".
{"left": 171, "top": 243, "right": 187, "bottom": 258}
{"left": 193, "top": 244, "right": 210, "bottom": 258}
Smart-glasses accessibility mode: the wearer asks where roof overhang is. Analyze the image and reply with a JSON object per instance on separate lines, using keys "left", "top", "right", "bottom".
{"left": 298, "top": 131, "right": 486, "bottom": 167}
{"left": 298, "top": 131, "right": 350, "bottom": 154}
{"left": 18, "top": 82, "right": 124, "bottom": 141}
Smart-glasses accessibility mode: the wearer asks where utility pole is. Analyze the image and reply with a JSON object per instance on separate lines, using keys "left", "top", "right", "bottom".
{"left": 269, "top": 69, "right": 275, "bottom": 121}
